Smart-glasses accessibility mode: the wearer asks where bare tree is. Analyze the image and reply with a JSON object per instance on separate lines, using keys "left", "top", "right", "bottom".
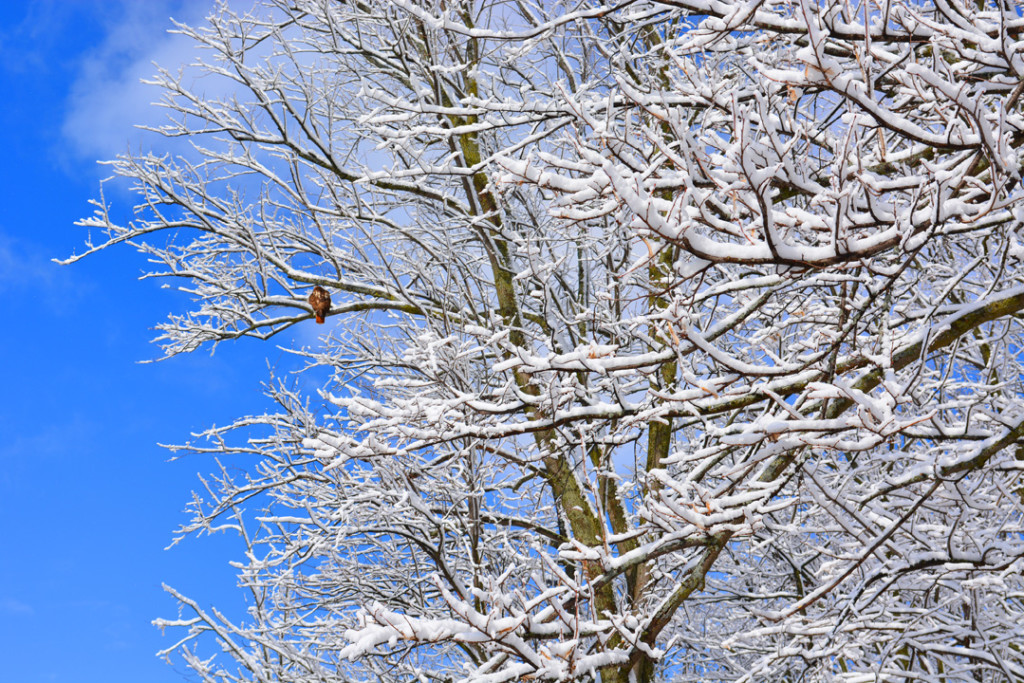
{"left": 66, "top": 0, "right": 1024, "bottom": 680}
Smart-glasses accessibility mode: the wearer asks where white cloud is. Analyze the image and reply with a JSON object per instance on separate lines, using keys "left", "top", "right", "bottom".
{"left": 61, "top": 0, "right": 217, "bottom": 163}
{"left": 0, "top": 230, "right": 79, "bottom": 304}
{"left": 0, "top": 597, "right": 35, "bottom": 617}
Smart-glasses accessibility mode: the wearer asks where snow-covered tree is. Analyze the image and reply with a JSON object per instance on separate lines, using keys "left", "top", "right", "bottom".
{"left": 66, "top": 0, "right": 1024, "bottom": 680}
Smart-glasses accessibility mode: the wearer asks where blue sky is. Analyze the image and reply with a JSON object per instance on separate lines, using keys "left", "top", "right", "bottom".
{"left": 0, "top": 2, "right": 291, "bottom": 680}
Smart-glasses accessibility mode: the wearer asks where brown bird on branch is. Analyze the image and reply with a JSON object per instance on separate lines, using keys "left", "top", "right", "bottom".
{"left": 308, "top": 285, "right": 331, "bottom": 324}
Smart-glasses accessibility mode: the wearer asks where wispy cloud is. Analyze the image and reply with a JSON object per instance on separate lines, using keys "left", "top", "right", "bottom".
{"left": 0, "top": 0, "right": 82, "bottom": 76}
{"left": 0, "top": 597, "right": 35, "bottom": 617}
{"left": 0, "top": 229, "right": 80, "bottom": 306}
{"left": 0, "top": 411, "right": 101, "bottom": 467}
{"left": 61, "top": 0, "right": 214, "bottom": 164}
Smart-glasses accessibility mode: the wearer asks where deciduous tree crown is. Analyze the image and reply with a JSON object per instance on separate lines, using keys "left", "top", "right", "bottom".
{"left": 67, "top": 0, "right": 1024, "bottom": 680}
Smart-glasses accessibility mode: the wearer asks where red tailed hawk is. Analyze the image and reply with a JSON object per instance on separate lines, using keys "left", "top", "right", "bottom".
{"left": 308, "top": 286, "right": 331, "bottom": 324}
